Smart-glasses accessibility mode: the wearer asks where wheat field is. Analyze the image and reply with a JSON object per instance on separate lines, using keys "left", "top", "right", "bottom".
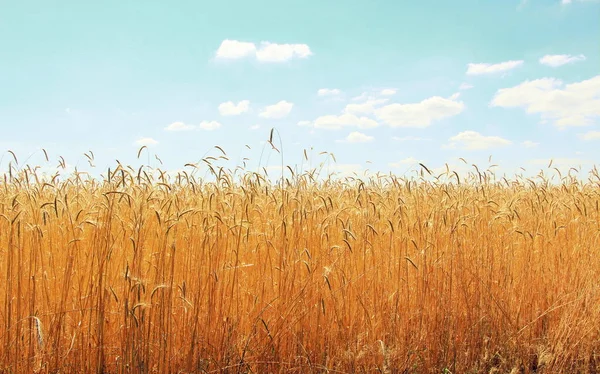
{"left": 1, "top": 149, "right": 599, "bottom": 373}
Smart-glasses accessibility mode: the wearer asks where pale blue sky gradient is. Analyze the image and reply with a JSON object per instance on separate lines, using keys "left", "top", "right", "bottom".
{"left": 1, "top": 0, "right": 599, "bottom": 180}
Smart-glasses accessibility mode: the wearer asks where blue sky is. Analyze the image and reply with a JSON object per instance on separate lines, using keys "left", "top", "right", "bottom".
{"left": 1, "top": 0, "right": 599, "bottom": 181}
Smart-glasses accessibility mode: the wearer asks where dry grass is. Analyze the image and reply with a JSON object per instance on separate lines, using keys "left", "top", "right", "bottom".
{"left": 1, "top": 149, "right": 600, "bottom": 373}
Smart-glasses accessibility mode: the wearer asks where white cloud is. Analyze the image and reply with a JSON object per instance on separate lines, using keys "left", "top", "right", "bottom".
{"left": 580, "top": 131, "right": 600, "bottom": 140}
{"left": 352, "top": 89, "right": 396, "bottom": 102}
{"left": 135, "top": 137, "right": 159, "bottom": 147}
{"left": 561, "top": 0, "right": 598, "bottom": 4}
{"left": 38, "top": 162, "right": 76, "bottom": 178}
{"left": 344, "top": 98, "right": 388, "bottom": 115}
{"left": 392, "top": 136, "right": 431, "bottom": 142}
{"left": 522, "top": 140, "right": 540, "bottom": 148}
{"left": 352, "top": 92, "right": 369, "bottom": 101}
{"left": 249, "top": 124, "right": 260, "bottom": 130}
{"left": 529, "top": 158, "right": 592, "bottom": 167}
{"left": 165, "top": 122, "right": 195, "bottom": 131}
{"left": 255, "top": 42, "right": 312, "bottom": 62}
{"left": 374, "top": 96, "right": 464, "bottom": 128}
{"left": 448, "top": 92, "right": 461, "bottom": 100}
{"left": 215, "top": 40, "right": 312, "bottom": 63}
{"left": 328, "top": 163, "right": 365, "bottom": 178}
{"left": 259, "top": 100, "right": 294, "bottom": 119}
{"left": 389, "top": 157, "right": 422, "bottom": 168}
{"left": 539, "top": 54, "right": 586, "bottom": 67}
{"left": 218, "top": 100, "right": 250, "bottom": 116}
{"left": 466, "top": 60, "right": 524, "bottom": 75}
{"left": 444, "top": 131, "right": 511, "bottom": 150}
{"left": 317, "top": 88, "right": 341, "bottom": 97}
{"left": 301, "top": 113, "right": 379, "bottom": 130}
{"left": 490, "top": 75, "right": 600, "bottom": 128}
{"left": 337, "top": 131, "right": 374, "bottom": 143}
{"left": 215, "top": 40, "right": 257, "bottom": 59}
{"left": 459, "top": 83, "right": 474, "bottom": 90}
{"left": 198, "top": 121, "right": 221, "bottom": 131}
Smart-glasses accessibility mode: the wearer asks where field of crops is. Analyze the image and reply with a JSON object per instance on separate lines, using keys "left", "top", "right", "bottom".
{"left": 1, "top": 152, "right": 599, "bottom": 373}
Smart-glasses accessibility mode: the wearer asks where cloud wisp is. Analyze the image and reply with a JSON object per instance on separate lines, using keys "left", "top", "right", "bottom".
{"left": 466, "top": 60, "right": 524, "bottom": 75}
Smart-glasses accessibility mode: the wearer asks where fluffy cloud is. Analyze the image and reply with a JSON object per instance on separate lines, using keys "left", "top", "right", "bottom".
{"left": 539, "top": 54, "right": 586, "bottom": 67}
{"left": 198, "top": 121, "right": 221, "bottom": 130}
{"left": 215, "top": 40, "right": 256, "bottom": 59}
{"left": 256, "top": 42, "right": 312, "bottom": 62}
{"left": 580, "top": 131, "right": 600, "bottom": 140}
{"left": 259, "top": 100, "right": 294, "bottom": 119}
{"left": 344, "top": 99, "right": 388, "bottom": 115}
{"left": 337, "top": 131, "right": 374, "bottom": 143}
{"left": 299, "top": 113, "right": 378, "bottom": 130}
{"left": 134, "top": 137, "right": 159, "bottom": 147}
{"left": 490, "top": 75, "right": 600, "bottom": 127}
{"left": 380, "top": 88, "right": 397, "bottom": 96}
{"left": 466, "top": 60, "right": 524, "bottom": 75}
{"left": 389, "top": 157, "right": 422, "bottom": 168}
{"left": 374, "top": 96, "right": 464, "bottom": 128}
{"left": 459, "top": 83, "right": 474, "bottom": 90}
{"left": 529, "top": 158, "right": 592, "bottom": 167}
{"left": 522, "top": 140, "right": 540, "bottom": 148}
{"left": 444, "top": 131, "right": 511, "bottom": 150}
{"left": 317, "top": 88, "right": 341, "bottom": 97}
{"left": 218, "top": 100, "right": 250, "bottom": 116}
{"left": 215, "top": 40, "right": 312, "bottom": 62}
{"left": 165, "top": 122, "right": 195, "bottom": 131}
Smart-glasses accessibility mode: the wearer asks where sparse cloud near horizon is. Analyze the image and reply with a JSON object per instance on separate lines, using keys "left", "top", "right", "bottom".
{"left": 388, "top": 157, "right": 422, "bottom": 168}
{"left": 443, "top": 131, "right": 512, "bottom": 150}
{"left": 337, "top": 131, "right": 374, "bottom": 143}
{"left": 466, "top": 60, "right": 524, "bottom": 75}
{"left": 529, "top": 157, "right": 592, "bottom": 168}
{"left": 134, "top": 137, "right": 159, "bottom": 147}
{"left": 165, "top": 122, "right": 195, "bottom": 131}
{"left": 218, "top": 100, "right": 250, "bottom": 116}
{"left": 259, "top": 100, "right": 294, "bottom": 119}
